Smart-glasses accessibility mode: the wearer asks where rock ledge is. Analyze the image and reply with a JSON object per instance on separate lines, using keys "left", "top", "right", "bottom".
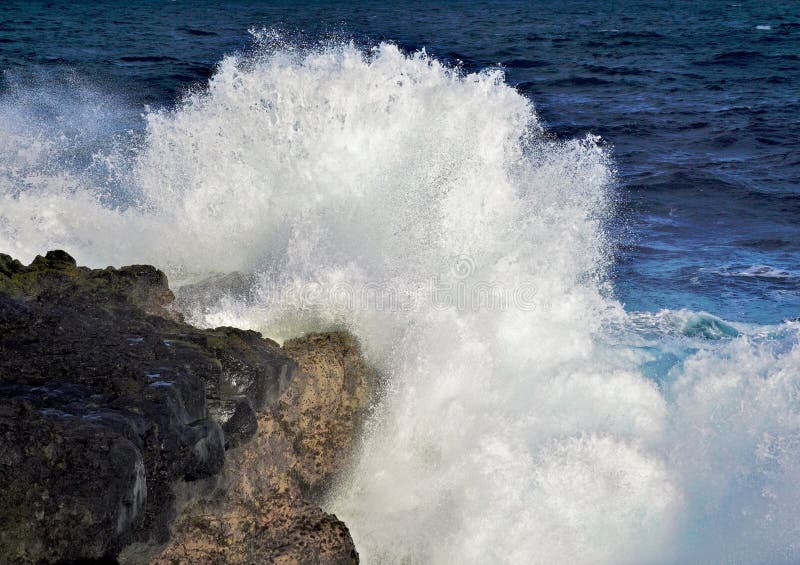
{"left": 0, "top": 251, "right": 375, "bottom": 564}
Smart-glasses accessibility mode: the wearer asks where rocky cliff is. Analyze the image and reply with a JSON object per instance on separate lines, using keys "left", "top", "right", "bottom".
{"left": 0, "top": 251, "right": 376, "bottom": 564}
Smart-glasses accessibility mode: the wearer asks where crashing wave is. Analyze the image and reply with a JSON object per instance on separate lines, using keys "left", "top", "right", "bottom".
{"left": 1, "top": 38, "right": 800, "bottom": 564}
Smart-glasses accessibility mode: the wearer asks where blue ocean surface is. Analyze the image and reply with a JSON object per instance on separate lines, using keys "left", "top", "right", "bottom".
{"left": 2, "top": 1, "right": 800, "bottom": 564}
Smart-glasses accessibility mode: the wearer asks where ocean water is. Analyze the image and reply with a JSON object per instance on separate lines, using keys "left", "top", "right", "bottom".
{"left": 1, "top": 1, "right": 799, "bottom": 563}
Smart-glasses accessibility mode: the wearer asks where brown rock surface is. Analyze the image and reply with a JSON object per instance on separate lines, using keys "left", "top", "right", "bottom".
{"left": 151, "top": 495, "right": 357, "bottom": 565}
{"left": 151, "top": 332, "right": 377, "bottom": 565}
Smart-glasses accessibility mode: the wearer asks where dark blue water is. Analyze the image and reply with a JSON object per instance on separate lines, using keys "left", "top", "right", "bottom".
{"left": 1, "top": 0, "right": 798, "bottom": 324}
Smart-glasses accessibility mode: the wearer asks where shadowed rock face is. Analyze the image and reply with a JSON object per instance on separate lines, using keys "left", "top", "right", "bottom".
{"left": 152, "top": 332, "right": 377, "bottom": 565}
{"left": 0, "top": 251, "right": 374, "bottom": 564}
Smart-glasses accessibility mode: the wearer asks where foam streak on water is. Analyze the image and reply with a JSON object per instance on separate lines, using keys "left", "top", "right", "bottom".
{"left": 1, "top": 41, "right": 799, "bottom": 564}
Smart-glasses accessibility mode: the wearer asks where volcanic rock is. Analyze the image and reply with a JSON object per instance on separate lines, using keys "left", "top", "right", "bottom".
{"left": 0, "top": 251, "right": 374, "bottom": 564}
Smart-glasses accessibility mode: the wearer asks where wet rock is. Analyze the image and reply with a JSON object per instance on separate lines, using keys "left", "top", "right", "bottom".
{"left": 202, "top": 326, "right": 293, "bottom": 422}
{"left": 0, "top": 251, "right": 373, "bottom": 563}
{"left": 0, "top": 250, "right": 181, "bottom": 322}
{"left": 221, "top": 398, "right": 259, "bottom": 449}
{"left": 0, "top": 396, "right": 146, "bottom": 562}
{"left": 173, "top": 271, "right": 259, "bottom": 321}
{"left": 281, "top": 332, "right": 379, "bottom": 496}
{"left": 153, "top": 494, "right": 358, "bottom": 565}
{"left": 152, "top": 332, "right": 377, "bottom": 563}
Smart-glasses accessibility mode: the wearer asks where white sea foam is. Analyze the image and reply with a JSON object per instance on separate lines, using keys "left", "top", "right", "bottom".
{"left": 732, "top": 264, "right": 794, "bottom": 279}
{"left": 1, "top": 39, "right": 800, "bottom": 564}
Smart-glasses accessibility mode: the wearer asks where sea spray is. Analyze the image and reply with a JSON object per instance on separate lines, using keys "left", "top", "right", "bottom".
{"left": 1, "top": 39, "right": 800, "bottom": 564}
